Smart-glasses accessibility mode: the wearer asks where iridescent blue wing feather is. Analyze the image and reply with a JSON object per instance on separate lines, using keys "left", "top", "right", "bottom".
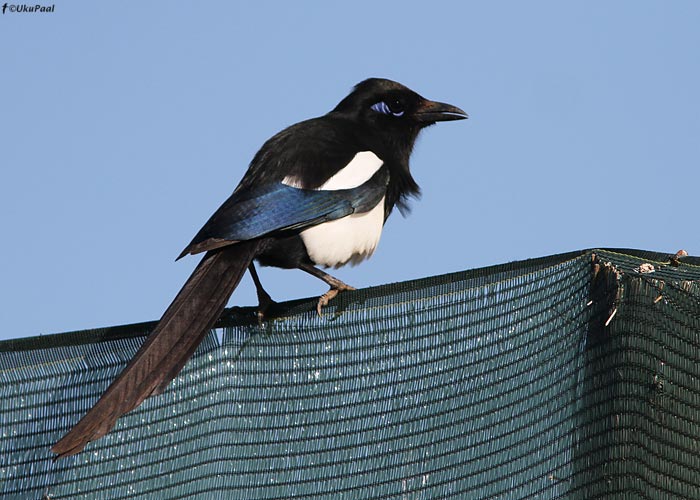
{"left": 179, "top": 167, "right": 388, "bottom": 257}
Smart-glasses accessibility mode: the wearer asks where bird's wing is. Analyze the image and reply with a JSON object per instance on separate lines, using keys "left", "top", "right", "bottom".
{"left": 179, "top": 166, "right": 389, "bottom": 258}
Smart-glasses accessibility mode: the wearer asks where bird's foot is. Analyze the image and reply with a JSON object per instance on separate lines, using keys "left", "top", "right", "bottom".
{"left": 316, "top": 283, "right": 356, "bottom": 316}
{"left": 248, "top": 263, "right": 277, "bottom": 326}
{"left": 255, "top": 288, "right": 276, "bottom": 326}
{"left": 296, "top": 263, "right": 357, "bottom": 316}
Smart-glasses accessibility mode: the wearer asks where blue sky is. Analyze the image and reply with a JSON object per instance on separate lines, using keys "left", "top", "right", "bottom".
{"left": 2, "top": 2, "right": 699, "bottom": 340}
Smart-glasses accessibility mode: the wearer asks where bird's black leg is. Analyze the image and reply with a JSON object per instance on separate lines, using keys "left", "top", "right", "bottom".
{"left": 248, "top": 263, "right": 276, "bottom": 324}
{"left": 298, "top": 263, "right": 356, "bottom": 316}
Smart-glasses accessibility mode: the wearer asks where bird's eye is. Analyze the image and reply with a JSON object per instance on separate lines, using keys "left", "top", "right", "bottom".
{"left": 371, "top": 100, "right": 405, "bottom": 117}
{"left": 387, "top": 98, "right": 405, "bottom": 116}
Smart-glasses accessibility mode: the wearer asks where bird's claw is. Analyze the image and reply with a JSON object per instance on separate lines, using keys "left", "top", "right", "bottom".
{"left": 255, "top": 292, "right": 276, "bottom": 326}
{"left": 316, "top": 284, "right": 355, "bottom": 316}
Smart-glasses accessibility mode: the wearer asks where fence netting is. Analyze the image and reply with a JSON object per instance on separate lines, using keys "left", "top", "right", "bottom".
{"left": 1, "top": 249, "right": 699, "bottom": 499}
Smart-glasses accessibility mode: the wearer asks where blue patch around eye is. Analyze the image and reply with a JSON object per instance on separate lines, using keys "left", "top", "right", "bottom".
{"left": 371, "top": 102, "right": 391, "bottom": 114}
{"left": 371, "top": 101, "right": 405, "bottom": 117}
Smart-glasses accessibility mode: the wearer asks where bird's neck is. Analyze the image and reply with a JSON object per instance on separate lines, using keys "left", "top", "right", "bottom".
{"left": 329, "top": 113, "right": 422, "bottom": 217}
{"left": 378, "top": 129, "right": 420, "bottom": 217}
{"left": 363, "top": 130, "right": 421, "bottom": 217}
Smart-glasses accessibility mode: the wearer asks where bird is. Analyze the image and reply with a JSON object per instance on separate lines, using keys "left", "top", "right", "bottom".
{"left": 51, "top": 78, "right": 467, "bottom": 458}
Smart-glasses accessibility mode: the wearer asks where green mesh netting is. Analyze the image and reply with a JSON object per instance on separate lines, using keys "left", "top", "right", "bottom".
{"left": 1, "top": 249, "right": 699, "bottom": 499}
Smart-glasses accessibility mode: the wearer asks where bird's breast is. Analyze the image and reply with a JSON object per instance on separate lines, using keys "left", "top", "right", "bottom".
{"left": 300, "top": 197, "right": 385, "bottom": 268}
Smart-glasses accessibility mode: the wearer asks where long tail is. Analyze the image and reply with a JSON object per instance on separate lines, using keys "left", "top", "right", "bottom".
{"left": 52, "top": 240, "right": 262, "bottom": 459}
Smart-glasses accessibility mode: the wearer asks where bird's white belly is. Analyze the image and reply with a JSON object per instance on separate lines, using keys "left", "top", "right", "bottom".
{"left": 300, "top": 197, "right": 385, "bottom": 268}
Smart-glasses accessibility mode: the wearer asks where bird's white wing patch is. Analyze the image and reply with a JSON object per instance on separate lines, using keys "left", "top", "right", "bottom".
{"left": 282, "top": 151, "right": 383, "bottom": 190}
{"left": 282, "top": 151, "right": 387, "bottom": 268}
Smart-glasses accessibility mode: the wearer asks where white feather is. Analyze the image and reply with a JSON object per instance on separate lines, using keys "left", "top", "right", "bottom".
{"left": 283, "top": 151, "right": 386, "bottom": 268}
{"left": 301, "top": 197, "right": 385, "bottom": 268}
{"left": 282, "top": 151, "right": 383, "bottom": 190}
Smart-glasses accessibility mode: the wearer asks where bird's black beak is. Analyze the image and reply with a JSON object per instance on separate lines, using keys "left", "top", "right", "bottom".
{"left": 415, "top": 99, "right": 468, "bottom": 123}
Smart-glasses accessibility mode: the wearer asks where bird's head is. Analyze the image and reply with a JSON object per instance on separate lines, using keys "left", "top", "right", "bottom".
{"left": 329, "top": 78, "right": 467, "bottom": 213}
{"left": 332, "top": 78, "right": 467, "bottom": 136}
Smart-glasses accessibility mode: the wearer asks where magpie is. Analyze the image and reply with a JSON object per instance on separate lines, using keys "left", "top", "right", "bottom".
{"left": 52, "top": 78, "right": 467, "bottom": 458}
